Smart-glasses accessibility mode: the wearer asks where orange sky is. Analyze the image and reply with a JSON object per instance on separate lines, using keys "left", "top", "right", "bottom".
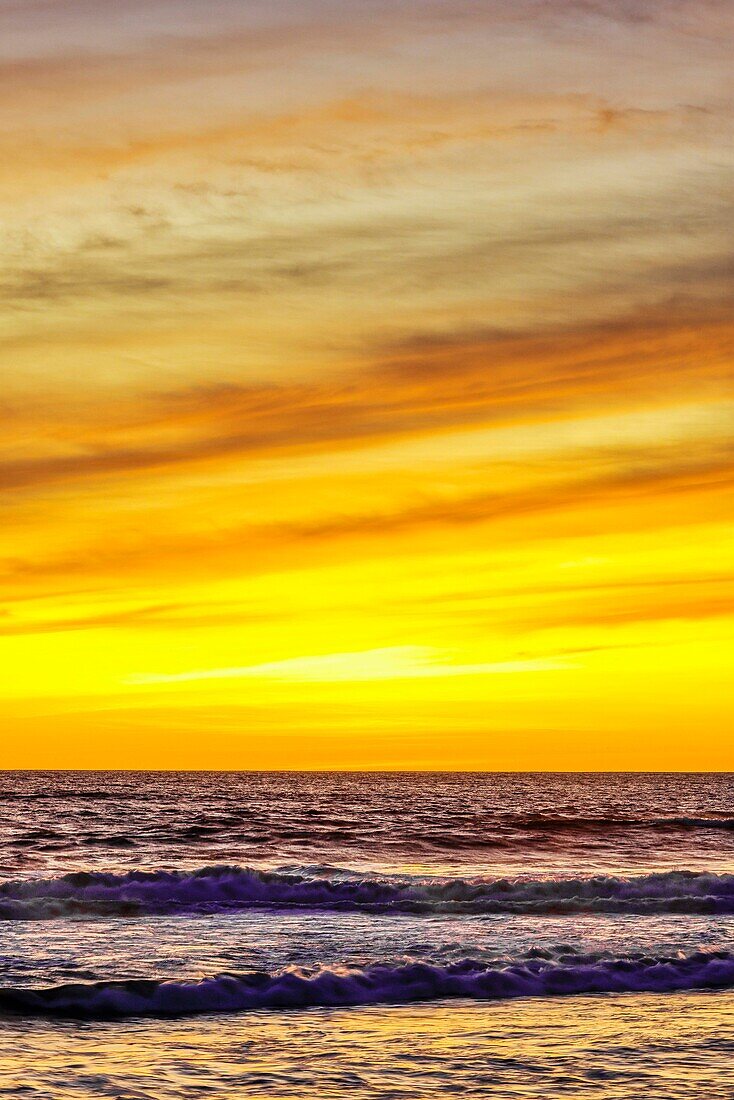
{"left": 1, "top": 0, "right": 732, "bottom": 768}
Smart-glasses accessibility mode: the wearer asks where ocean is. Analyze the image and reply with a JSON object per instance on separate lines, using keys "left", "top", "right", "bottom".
{"left": 1, "top": 771, "right": 733, "bottom": 1097}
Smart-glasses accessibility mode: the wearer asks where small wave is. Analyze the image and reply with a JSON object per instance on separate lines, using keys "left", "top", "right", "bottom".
{"left": 2, "top": 951, "right": 733, "bottom": 1018}
{"left": 489, "top": 814, "right": 734, "bottom": 833}
{"left": 0, "top": 790, "right": 123, "bottom": 802}
{"left": 3, "top": 866, "right": 734, "bottom": 920}
{"left": 661, "top": 818, "right": 734, "bottom": 830}
{"left": 82, "top": 836, "right": 137, "bottom": 848}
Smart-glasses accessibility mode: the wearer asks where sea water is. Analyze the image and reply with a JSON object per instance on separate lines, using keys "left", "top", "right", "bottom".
{"left": 1, "top": 771, "right": 733, "bottom": 1097}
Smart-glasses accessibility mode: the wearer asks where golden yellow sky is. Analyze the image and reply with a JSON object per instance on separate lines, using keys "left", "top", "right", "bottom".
{"left": 1, "top": 0, "right": 732, "bottom": 768}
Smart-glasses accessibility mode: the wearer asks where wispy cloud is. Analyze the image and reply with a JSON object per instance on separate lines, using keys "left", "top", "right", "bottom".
{"left": 2, "top": 0, "right": 732, "bottom": 762}
{"left": 128, "top": 646, "right": 576, "bottom": 685}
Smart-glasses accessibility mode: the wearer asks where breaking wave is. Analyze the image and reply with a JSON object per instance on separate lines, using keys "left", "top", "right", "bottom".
{"left": 2, "top": 951, "right": 733, "bottom": 1018}
{"left": 4, "top": 865, "right": 734, "bottom": 919}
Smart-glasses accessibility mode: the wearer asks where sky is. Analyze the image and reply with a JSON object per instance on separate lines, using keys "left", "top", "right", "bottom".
{"left": 1, "top": 0, "right": 732, "bottom": 769}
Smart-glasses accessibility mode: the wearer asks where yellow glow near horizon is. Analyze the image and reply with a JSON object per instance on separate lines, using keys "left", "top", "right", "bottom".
{"left": 0, "top": 1, "right": 732, "bottom": 768}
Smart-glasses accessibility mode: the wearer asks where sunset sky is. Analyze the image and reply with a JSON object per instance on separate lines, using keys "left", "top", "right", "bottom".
{"left": 1, "top": 0, "right": 732, "bottom": 768}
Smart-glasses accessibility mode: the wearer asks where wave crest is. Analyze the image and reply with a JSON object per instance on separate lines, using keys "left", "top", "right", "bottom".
{"left": 2, "top": 951, "right": 734, "bottom": 1018}
{"left": 3, "top": 865, "right": 734, "bottom": 919}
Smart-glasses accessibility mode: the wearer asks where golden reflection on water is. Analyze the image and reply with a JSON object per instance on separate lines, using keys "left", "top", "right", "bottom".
{"left": 2, "top": 992, "right": 734, "bottom": 1098}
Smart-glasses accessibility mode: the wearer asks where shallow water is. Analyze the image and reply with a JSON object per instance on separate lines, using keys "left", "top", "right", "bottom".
{"left": 1, "top": 772, "right": 733, "bottom": 1094}
{"left": 3, "top": 993, "right": 734, "bottom": 1098}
